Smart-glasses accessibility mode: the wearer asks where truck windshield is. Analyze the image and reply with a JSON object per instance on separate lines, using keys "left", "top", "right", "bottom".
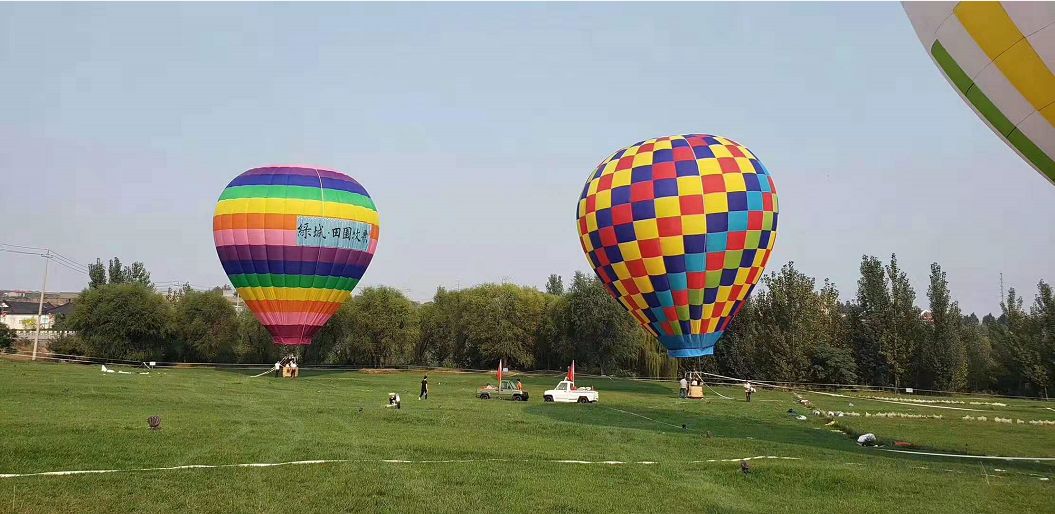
{"left": 557, "top": 383, "right": 568, "bottom": 391}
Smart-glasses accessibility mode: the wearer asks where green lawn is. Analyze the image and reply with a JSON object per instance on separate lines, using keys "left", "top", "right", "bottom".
{"left": 1, "top": 360, "right": 1052, "bottom": 513}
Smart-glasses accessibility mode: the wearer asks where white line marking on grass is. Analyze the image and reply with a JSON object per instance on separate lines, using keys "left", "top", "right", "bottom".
{"left": 809, "top": 391, "right": 987, "bottom": 412}
{"left": 879, "top": 449, "right": 1055, "bottom": 461}
{"left": 0, "top": 457, "right": 681, "bottom": 479}
{"left": 552, "top": 460, "right": 657, "bottom": 465}
{"left": 690, "top": 456, "right": 800, "bottom": 463}
{"left": 0, "top": 469, "right": 121, "bottom": 478}
{"left": 383, "top": 459, "right": 507, "bottom": 464}
{"left": 0, "top": 460, "right": 352, "bottom": 478}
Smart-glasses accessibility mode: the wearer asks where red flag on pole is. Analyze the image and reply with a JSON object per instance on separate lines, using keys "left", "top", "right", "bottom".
{"left": 498, "top": 359, "right": 503, "bottom": 384}
{"left": 569, "top": 360, "right": 575, "bottom": 383}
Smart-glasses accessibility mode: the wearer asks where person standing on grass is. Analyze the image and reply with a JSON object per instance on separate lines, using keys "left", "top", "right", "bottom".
{"left": 419, "top": 374, "right": 429, "bottom": 400}
{"left": 679, "top": 375, "right": 688, "bottom": 399}
{"left": 744, "top": 381, "right": 754, "bottom": 402}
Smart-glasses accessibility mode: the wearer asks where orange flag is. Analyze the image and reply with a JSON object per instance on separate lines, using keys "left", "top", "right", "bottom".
{"left": 498, "top": 359, "right": 503, "bottom": 383}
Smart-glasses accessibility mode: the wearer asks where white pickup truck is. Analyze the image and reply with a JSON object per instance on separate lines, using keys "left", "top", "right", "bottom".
{"left": 543, "top": 379, "right": 598, "bottom": 403}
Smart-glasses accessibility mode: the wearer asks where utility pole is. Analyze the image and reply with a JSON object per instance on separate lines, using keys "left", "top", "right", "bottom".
{"left": 33, "top": 249, "right": 50, "bottom": 361}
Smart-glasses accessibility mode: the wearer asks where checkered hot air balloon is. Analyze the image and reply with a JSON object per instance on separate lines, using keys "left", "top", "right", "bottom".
{"left": 213, "top": 166, "right": 379, "bottom": 345}
{"left": 575, "top": 135, "right": 778, "bottom": 358}
{"left": 904, "top": 2, "right": 1055, "bottom": 186}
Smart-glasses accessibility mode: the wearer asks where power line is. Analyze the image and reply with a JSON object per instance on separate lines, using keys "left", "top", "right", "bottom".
{"left": 0, "top": 242, "right": 48, "bottom": 252}
{"left": 51, "top": 250, "right": 88, "bottom": 266}
{"left": 0, "top": 242, "right": 92, "bottom": 273}
{"left": 50, "top": 258, "right": 88, "bottom": 274}
{"left": 49, "top": 252, "right": 89, "bottom": 272}
{"left": 0, "top": 244, "right": 88, "bottom": 275}
{"left": 50, "top": 259, "right": 89, "bottom": 276}
{"left": 1, "top": 249, "right": 88, "bottom": 274}
{"left": 0, "top": 248, "right": 47, "bottom": 257}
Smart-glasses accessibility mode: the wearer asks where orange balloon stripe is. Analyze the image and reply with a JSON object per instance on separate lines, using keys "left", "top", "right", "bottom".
{"left": 213, "top": 213, "right": 300, "bottom": 231}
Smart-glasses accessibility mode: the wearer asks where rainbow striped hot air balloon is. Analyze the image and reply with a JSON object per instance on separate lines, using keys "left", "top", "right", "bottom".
{"left": 904, "top": 2, "right": 1055, "bottom": 185}
{"left": 213, "top": 166, "right": 379, "bottom": 345}
{"left": 576, "top": 135, "right": 778, "bottom": 358}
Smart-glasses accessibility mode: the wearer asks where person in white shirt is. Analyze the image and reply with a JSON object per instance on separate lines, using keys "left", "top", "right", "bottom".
{"left": 679, "top": 376, "right": 688, "bottom": 399}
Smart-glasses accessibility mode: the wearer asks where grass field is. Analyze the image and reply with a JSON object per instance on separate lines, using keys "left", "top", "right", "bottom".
{"left": 1, "top": 360, "right": 1052, "bottom": 513}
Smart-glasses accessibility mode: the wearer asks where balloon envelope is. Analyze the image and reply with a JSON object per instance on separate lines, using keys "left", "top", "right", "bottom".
{"left": 213, "top": 166, "right": 379, "bottom": 345}
{"left": 904, "top": 1, "right": 1055, "bottom": 185}
{"left": 576, "top": 135, "right": 778, "bottom": 358}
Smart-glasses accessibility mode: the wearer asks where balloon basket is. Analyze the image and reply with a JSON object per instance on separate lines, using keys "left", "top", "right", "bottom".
{"left": 686, "top": 385, "right": 705, "bottom": 399}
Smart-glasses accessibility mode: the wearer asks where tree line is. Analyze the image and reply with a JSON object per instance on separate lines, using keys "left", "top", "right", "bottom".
{"left": 714, "top": 256, "right": 1053, "bottom": 398}
{"left": 49, "top": 255, "right": 1053, "bottom": 397}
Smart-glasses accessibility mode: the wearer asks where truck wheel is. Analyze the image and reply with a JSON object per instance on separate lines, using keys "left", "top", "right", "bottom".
{"left": 544, "top": 395, "right": 554, "bottom": 402}
{"left": 512, "top": 395, "right": 522, "bottom": 401}
{"left": 578, "top": 396, "right": 589, "bottom": 404}
{"left": 480, "top": 393, "right": 490, "bottom": 400}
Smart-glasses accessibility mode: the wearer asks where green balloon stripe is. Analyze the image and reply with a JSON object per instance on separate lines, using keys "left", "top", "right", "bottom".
{"left": 931, "top": 41, "right": 1055, "bottom": 182}
{"left": 218, "top": 185, "right": 377, "bottom": 210}
{"left": 228, "top": 274, "right": 360, "bottom": 290}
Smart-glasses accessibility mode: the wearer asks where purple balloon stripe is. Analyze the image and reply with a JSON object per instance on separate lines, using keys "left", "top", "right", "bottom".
{"left": 242, "top": 166, "right": 363, "bottom": 183}
{"left": 216, "top": 245, "right": 373, "bottom": 266}
{"left": 226, "top": 174, "right": 368, "bottom": 196}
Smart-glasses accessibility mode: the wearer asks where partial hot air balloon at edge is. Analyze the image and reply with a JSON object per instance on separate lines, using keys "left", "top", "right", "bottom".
{"left": 904, "top": 1, "right": 1055, "bottom": 186}
{"left": 576, "top": 134, "right": 779, "bottom": 358}
{"left": 213, "top": 165, "right": 379, "bottom": 345}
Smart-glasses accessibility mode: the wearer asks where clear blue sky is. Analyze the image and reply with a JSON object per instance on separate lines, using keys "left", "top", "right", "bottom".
{"left": 1, "top": 2, "right": 1052, "bottom": 316}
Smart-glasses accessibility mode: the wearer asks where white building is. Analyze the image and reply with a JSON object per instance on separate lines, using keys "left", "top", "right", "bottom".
{"left": 0, "top": 301, "right": 50, "bottom": 329}
{"left": 0, "top": 301, "right": 75, "bottom": 330}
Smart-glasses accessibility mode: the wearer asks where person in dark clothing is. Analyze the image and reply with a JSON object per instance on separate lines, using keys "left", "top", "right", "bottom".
{"left": 419, "top": 375, "right": 429, "bottom": 400}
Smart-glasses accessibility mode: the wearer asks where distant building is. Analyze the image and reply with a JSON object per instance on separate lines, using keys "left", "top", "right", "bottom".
{"left": 0, "top": 290, "right": 79, "bottom": 305}
{"left": 0, "top": 299, "right": 76, "bottom": 330}
{"left": 1, "top": 301, "right": 51, "bottom": 329}
{"left": 45, "top": 301, "right": 76, "bottom": 327}
{"left": 218, "top": 284, "right": 245, "bottom": 313}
